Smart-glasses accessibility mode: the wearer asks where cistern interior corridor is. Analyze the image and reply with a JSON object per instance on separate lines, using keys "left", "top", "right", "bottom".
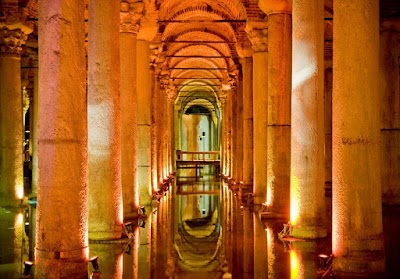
{"left": 1, "top": 0, "right": 400, "bottom": 278}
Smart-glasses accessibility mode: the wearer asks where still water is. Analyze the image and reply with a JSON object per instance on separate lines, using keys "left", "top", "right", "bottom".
{"left": 1, "top": 173, "right": 399, "bottom": 278}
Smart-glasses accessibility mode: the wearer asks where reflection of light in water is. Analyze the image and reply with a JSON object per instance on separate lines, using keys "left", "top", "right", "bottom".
{"left": 290, "top": 250, "right": 300, "bottom": 279}
{"left": 117, "top": 253, "right": 123, "bottom": 278}
{"left": 290, "top": 173, "right": 300, "bottom": 225}
{"left": 266, "top": 227, "right": 276, "bottom": 279}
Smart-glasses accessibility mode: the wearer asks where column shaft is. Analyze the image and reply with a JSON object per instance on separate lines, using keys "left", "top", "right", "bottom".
{"left": 242, "top": 57, "right": 254, "bottom": 187}
{"left": 36, "top": 0, "right": 88, "bottom": 277}
{"left": 267, "top": 13, "right": 291, "bottom": 216}
{"left": 120, "top": 32, "right": 138, "bottom": 218}
{"left": 0, "top": 53, "right": 23, "bottom": 206}
{"left": 253, "top": 51, "right": 268, "bottom": 205}
{"left": 88, "top": 0, "right": 122, "bottom": 239}
{"left": 380, "top": 29, "right": 400, "bottom": 204}
{"left": 136, "top": 40, "right": 152, "bottom": 204}
{"left": 291, "top": 0, "right": 326, "bottom": 238}
{"left": 333, "top": 0, "right": 385, "bottom": 272}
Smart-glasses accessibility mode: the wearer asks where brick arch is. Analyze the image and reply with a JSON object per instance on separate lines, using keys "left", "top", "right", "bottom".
{"left": 159, "top": 0, "right": 247, "bottom": 20}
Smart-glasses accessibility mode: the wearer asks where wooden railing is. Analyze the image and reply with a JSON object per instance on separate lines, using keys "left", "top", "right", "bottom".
{"left": 176, "top": 150, "right": 220, "bottom": 161}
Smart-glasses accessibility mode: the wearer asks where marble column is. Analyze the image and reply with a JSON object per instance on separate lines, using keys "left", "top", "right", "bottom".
{"left": 333, "top": 0, "right": 385, "bottom": 273}
{"left": 35, "top": 0, "right": 87, "bottom": 277}
{"left": 380, "top": 22, "right": 400, "bottom": 205}
{"left": 259, "top": 0, "right": 292, "bottom": 217}
{"left": 120, "top": 3, "right": 142, "bottom": 220}
{"left": 290, "top": 0, "right": 326, "bottom": 238}
{"left": 237, "top": 42, "right": 254, "bottom": 190}
{"left": 0, "top": 21, "right": 31, "bottom": 207}
{"left": 88, "top": 0, "right": 122, "bottom": 240}
{"left": 245, "top": 20, "right": 268, "bottom": 206}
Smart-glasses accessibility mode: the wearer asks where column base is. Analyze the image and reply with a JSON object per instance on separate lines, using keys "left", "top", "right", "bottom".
{"left": 89, "top": 230, "right": 122, "bottom": 242}
{"left": 35, "top": 256, "right": 87, "bottom": 279}
{"left": 333, "top": 254, "right": 385, "bottom": 275}
{"left": 291, "top": 224, "right": 327, "bottom": 239}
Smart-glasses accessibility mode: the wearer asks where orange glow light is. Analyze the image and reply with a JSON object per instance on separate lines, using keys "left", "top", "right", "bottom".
{"left": 290, "top": 250, "right": 300, "bottom": 279}
{"left": 16, "top": 186, "right": 24, "bottom": 200}
{"left": 266, "top": 182, "right": 272, "bottom": 207}
{"left": 290, "top": 173, "right": 300, "bottom": 225}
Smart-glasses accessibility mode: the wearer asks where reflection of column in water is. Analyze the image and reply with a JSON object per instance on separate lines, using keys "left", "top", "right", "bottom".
{"left": 290, "top": 241, "right": 318, "bottom": 279}
{"left": 242, "top": 207, "right": 254, "bottom": 278}
{"left": 0, "top": 211, "right": 27, "bottom": 276}
{"left": 253, "top": 214, "right": 267, "bottom": 278}
{"left": 123, "top": 227, "right": 139, "bottom": 279}
{"left": 265, "top": 222, "right": 290, "bottom": 279}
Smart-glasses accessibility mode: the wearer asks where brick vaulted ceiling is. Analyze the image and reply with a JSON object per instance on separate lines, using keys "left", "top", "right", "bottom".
{"left": 157, "top": 0, "right": 264, "bottom": 114}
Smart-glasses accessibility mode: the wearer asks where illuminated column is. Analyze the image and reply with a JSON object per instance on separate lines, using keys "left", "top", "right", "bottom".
{"left": 380, "top": 22, "right": 400, "bottom": 205}
{"left": 88, "top": 243, "right": 123, "bottom": 278}
{"left": 88, "top": 0, "right": 122, "bottom": 240}
{"left": 137, "top": 39, "right": 152, "bottom": 203}
{"left": 290, "top": 0, "right": 326, "bottom": 238}
{"left": 259, "top": 0, "right": 292, "bottom": 217}
{"left": 120, "top": 3, "right": 142, "bottom": 220}
{"left": 166, "top": 86, "right": 177, "bottom": 176}
{"left": 324, "top": 67, "right": 333, "bottom": 191}
{"left": 219, "top": 95, "right": 228, "bottom": 176}
{"left": 333, "top": 0, "right": 385, "bottom": 273}
{"left": 245, "top": 20, "right": 268, "bottom": 206}
{"left": 0, "top": 16, "right": 31, "bottom": 207}
{"left": 151, "top": 66, "right": 158, "bottom": 190}
{"left": 237, "top": 42, "right": 254, "bottom": 189}
{"left": 36, "top": 0, "right": 87, "bottom": 277}
{"left": 226, "top": 92, "right": 233, "bottom": 177}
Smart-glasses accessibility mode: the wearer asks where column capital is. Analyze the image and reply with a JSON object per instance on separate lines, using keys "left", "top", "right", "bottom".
{"left": 0, "top": 26, "right": 32, "bottom": 54}
{"left": 120, "top": 1, "right": 144, "bottom": 34}
{"left": 258, "top": 0, "right": 292, "bottom": 15}
{"left": 245, "top": 20, "right": 268, "bottom": 52}
{"left": 165, "top": 84, "right": 177, "bottom": 104}
{"left": 0, "top": 2, "right": 33, "bottom": 54}
{"left": 136, "top": 0, "right": 159, "bottom": 41}
{"left": 236, "top": 39, "right": 254, "bottom": 58}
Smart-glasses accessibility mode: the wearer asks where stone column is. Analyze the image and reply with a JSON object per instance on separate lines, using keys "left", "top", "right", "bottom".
{"left": 324, "top": 68, "right": 333, "bottom": 191}
{"left": 380, "top": 21, "right": 400, "bottom": 205}
{"left": 333, "top": 0, "right": 385, "bottom": 273}
{"left": 88, "top": 0, "right": 122, "bottom": 240}
{"left": 166, "top": 86, "right": 177, "bottom": 176}
{"left": 137, "top": 39, "right": 152, "bottom": 203}
{"left": 290, "top": 0, "right": 326, "bottom": 238}
{"left": 120, "top": 2, "right": 143, "bottom": 220}
{"left": 0, "top": 15, "right": 32, "bottom": 207}
{"left": 35, "top": 0, "right": 87, "bottom": 277}
{"left": 245, "top": 20, "right": 268, "bottom": 206}
{"left": 237, "top": 41, "right": 254, "bottom": 190}
{"left": 259, "top": 0, "right": 291, "bottom": 217}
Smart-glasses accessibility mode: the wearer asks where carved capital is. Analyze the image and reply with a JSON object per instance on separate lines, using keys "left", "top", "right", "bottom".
{"left": 236, "top": 39, "right": 254, "bottom": 58}
{"left": 137, "top": 0, "right": 159, "bottom": 41}
{"left": 245, "top": 20, "right": 268, "bottom": 52}
{"left": 120, "top": 1, "right": 144, "bottom": 33}
{"left": 0, "top": 27, "right": 31, "bottom": 54}
{"left": 165, "top": 84, "right": 177, "bottom": 103}
{"left": 258, "top": 0, "right": 292, "bottom": 15}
